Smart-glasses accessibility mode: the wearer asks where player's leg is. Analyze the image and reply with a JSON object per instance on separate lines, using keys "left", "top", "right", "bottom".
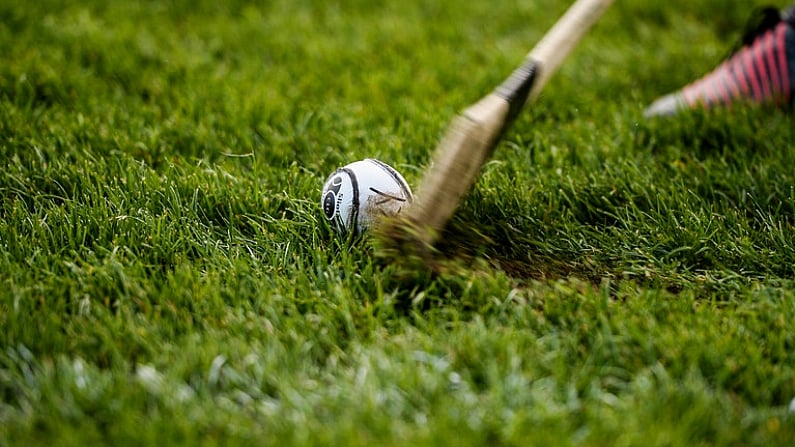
{"left": 645, "top": 4, "right": 795, "bottom": 117}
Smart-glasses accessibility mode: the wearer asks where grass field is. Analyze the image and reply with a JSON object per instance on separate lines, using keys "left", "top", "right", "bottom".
{"left": 2, "top": 0, "right": 795, "bottom": 445}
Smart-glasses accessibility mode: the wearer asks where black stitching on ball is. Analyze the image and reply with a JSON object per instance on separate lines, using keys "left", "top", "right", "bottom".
{"left": 342, "top": 167, "right": 359, "bottom": 231}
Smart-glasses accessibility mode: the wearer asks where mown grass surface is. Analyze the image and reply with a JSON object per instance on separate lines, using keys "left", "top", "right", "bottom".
{"left": 1, "top": 0, "right": 794, "bottom": 445}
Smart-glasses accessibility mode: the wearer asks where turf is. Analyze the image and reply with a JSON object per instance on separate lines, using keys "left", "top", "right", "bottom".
{"left": 1, "top": 0, "right": 795, "bottom": 445}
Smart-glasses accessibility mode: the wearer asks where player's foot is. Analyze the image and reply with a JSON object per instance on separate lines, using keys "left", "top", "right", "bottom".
{"left": 645, "top": 6, "right": 795, "bottom": 117}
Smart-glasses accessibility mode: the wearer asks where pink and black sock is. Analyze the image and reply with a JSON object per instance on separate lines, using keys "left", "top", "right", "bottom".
{"left": 681, "top": 20, "right": 794, "bottom": 108}
{"left": 645, "top": 8, "right": 795, "bottom": 117}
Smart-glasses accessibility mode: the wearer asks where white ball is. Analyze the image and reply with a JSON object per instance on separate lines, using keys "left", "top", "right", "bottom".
{"left": 321, "top": 158, "right": 413, "bottom": 234}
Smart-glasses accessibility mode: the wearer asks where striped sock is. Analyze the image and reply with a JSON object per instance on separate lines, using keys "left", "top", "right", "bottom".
{"left": 645, "top": 20, "right": 795, "bottom": 117}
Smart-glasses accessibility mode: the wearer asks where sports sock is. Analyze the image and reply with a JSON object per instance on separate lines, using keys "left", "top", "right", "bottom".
{"left": 645, "top": 11, "right": 795, "bottom": 117}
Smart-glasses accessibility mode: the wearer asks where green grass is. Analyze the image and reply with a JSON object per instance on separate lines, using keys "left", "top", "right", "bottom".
{"left": 2, "top": 0, "right": 795, "bottom": 445}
